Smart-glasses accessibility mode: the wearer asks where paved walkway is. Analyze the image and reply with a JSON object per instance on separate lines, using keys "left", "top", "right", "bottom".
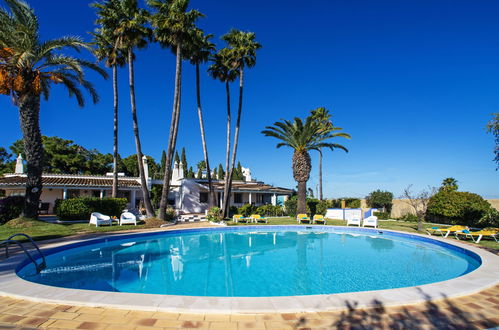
{"left": 0, "top": 223, "right": 497, "bottom": 329}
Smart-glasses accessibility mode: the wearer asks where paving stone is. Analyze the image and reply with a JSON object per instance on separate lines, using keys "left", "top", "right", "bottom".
{"left": 51, "top": 311, "right": 80, "bottom": 320}
{"left": 208, "top": 321, "right": 238, "bottom": 329}
{"left": 47, "top": 319, "right": 83, "bottom": 328}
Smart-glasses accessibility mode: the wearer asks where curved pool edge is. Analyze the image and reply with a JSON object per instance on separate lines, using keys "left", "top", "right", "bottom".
{"left": 0, "top": 226, "right": 498, "bottom": 314}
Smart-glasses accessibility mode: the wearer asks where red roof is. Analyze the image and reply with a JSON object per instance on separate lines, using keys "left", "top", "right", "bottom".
{"left": 0, "top": 175, "right": 141, "bottom": 188}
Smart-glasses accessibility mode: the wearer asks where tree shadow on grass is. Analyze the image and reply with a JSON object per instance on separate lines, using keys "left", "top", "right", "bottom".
{"left": 293, "top": 288, "right": 497, "bottom": 330}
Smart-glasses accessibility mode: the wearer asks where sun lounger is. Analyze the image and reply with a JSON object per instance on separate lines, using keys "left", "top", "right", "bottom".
{"left": 426, "top": 225, "right": 468, "bottom": 238}
{"left": 346, "top": 217, "right": 361, "bottom": 227}
{"left": 119, "top": 212, "right": 137, "bottom": 226}
{"left": 313, "top": 215, "right": 326, "bottom": 225}
{"left": 362, "top": 216, "right": 378, "bottom": 228}
{"left": 89, "top": 212, "right": 112, "bottom": 227}
{"left": 250, "top": 214, "right": 268, "bottom": 223}
{"left": 233, "top": 214, "right": 249, "bottom": 223}
{"left": 297, "top": 213, "right": 311, "bottom": 224}
{"left": 454, "top": 229, "right": 498, "bottom": 244}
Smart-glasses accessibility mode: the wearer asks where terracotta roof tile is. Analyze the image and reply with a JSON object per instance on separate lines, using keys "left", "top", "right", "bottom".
{"left": 0, "top": 175, "right": 141, "bottom": 188}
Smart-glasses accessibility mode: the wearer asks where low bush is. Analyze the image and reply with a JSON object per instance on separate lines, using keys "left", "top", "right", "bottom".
{"left": 255, "top": 204, "right": 285, "bottom": 217}
{"left": 164, "top": 207, "right": 176, "bottom": 222}
{"left": 284, "top": 196, "right": 311, "bottom": 217}
{"left": 237, "top": 203, "right": 257, "bottom": 217}
{"left": 426, "top": 191, "right": 491, "bottom": 226}
{"left": 228, "top": 206, "right": 238, "bottom": 217}
{"left": 373, "top": 211, "right": 390, "bottom": 220}
{"left": 55, "top": 197, "right": 128, "bottom": 221}
{"left": 0, "top": 196, "right": 24, "bottom": 224}
{"left": 477, "top": 208, "right": 499, "bottom": 228}
{"left": 399, "top": 213, "right": 419, "bottom": 222}
{"left": 207, "top": 206, "right": 222, "bottom": 222}
{"left": 316, "top": 200, "right": 332, "bottom": 216}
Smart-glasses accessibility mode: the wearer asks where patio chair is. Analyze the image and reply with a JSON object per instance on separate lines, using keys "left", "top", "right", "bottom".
{"left": 346, "top": 217, "right": 361, "bottom": 227}
{"left": 454, "top": 228, "right": 498, "bottom": 244}
{"left": 297, "top": 214, "right": 311, "bottom": 224}
{"left": 313, "top": 214, "right": 326, "bottom": 225}
{"left": 362, "top": 216, "right": 378, "bottom": 228}
{"left": 426, "top": 225, "right": 469, "bottom": 238}
{"left": 89, "top": 212, "right": 112, "bottom": 227}
{"left": 250, "top": 214, "right": 268, "bottom": 223}
{"left": 233, "top": 214, "right": 249, "bottom": 223}
{"left": 119, "top": 212, "right": 137, "bottom": 226}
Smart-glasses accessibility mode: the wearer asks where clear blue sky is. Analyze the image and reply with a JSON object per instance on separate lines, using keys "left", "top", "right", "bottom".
{"left": 1, "top": 0, "right": 498, "bottom": 199}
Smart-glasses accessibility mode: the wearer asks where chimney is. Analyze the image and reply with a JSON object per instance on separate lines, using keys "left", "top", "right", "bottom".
{"left": 178, "top": 161, "right": 184, "bottom": 180}
{"left": 142, "top": 155, "right": 149, "bottom": 179}
{"left": 15, "top": 154, "right": 24, "bottom": 174}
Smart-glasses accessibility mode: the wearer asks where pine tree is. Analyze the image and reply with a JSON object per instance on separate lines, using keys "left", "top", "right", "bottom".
{"left": 218, "top": 164, "right": 225, "bottom": 180}
{"left": 187, "top": 166, "right": 195, "bottom": 178}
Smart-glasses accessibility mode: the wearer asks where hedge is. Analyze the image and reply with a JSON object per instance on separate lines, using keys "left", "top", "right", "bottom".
{"left": 0, "top": 196, "right": 24, "bottom": 224}
{"left": 55, "top": 197, "right": 128, "bottom": 221}
{"left": 426, "top": 191, "right": 491, "bottom": 226}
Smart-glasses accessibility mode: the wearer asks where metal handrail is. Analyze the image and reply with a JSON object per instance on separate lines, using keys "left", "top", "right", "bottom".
{"left": 0, "top": 233, "right": 46, "bottom": 273}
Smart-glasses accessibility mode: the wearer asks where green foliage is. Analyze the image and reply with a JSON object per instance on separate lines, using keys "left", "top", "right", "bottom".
{"left": 228, "top": 206, "right": 238, "bottom": 217}
{"left": 181, "top": 148, "right": 188, "bottom": 177}
{"left": 373, "top": 211, "right": 390, "bottom": 220}
{"left": 366, "top": 190, "right": 393, "bottom": 212}
{"left": 255, "top": 204, "right": 285, "bottom": 217}
{"left": 237, "top": 203, "right": 257, "bottom": 217}
{"left": 316, "top": 199, "right": 332, "bottom": 215}
{"left": 0, "top": 196, "right": 24, "bottom": 224}
{"left": 233, "top": 162, "right": 244, "bottom": 180}
{"left": 207, "top": 207, "right": 222, "bottom": 222}
{"left": 217, "top": 164, "right": 225, "bottom": 180}
{"left": 399, "top": 213, "right": 419, "bottom": 222}
{"left": 150, "top": 184, "right": 162, "bottom": 208}
{"left": 486, "top": 112, "right": 498, "bottom": 168}
{"left": 477, "top": 208, "right": 499, "bottom": 228}
{"left": 426, "top": 191, "right": 492, "bottom": 226}
{"left": 343, "top": 198, "right": 361, "bottom": 208}
{"left": 0, "top": 147, "right": 13, "bottom": 175}
{"left": 55, "top": 197, "right": 127, "bottom": 221}
{"left": 284, "top": 196, "right": 312, "bottom": 217}
{"left": 439, "top": 177, "right": 459, "bottom": 192}
{"left": 164, "top": 207, "right": 176, "bottom": 222}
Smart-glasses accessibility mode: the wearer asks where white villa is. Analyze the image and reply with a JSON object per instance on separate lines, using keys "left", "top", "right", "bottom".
{"left": 0, "top": 155, "right": 293, "bottom": 215}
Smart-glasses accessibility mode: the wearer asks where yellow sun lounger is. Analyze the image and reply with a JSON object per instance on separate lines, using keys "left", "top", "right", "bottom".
{"left": 454, "top": 229, "right": 499, "bottom": 244}
{"left": 297, "top": 214, "right": 311, "bottom": 224}
{"left": 233, "top": 214, "right": 249, "bottom": 223}
{"left": 313, "top": 215, "right": 326, "bottom": 225}
{"left": 426, "top": 225, "right": 469, "bottom": 238}
{"left": 250, "top": 214, "right": 268, "bottom": 223}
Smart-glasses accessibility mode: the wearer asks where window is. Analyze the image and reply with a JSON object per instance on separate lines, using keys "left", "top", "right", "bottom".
{"left": 92, "top": 190, "right": 100, "bottom": 198}
{"left": 234, "top": 193, "right": 242, "bottom": 203}
{"left": 199, "top": 192, "right": 208, "bottom": 203}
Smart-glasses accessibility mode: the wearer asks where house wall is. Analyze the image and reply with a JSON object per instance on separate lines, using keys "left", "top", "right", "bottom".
{"left": 40, "top": 189, "right": 63, "bottom": 213}
{"left": 179, "top": 180, "right": 207, "bottom": 214}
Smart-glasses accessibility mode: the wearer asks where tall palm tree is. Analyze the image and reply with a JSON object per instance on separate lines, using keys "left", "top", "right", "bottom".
{"left": 148, "top": 0, "right": 203, "bottom": 220}
{"left": 220, "top": 29, "right": 261, "bottom": 217}
{"left": 184, "top": 29, "right": 216, "bottom": 207}
{"left": 91, "top": 28, "right": 126, "bottom": 198}
{"left": 262, "top": 116, "right": 350, "bottom": 214}
{"left": 0, "top": 0, "right": 107, "bottom": 219}
{"left": 92, "top": 0, "right": 155, "bottom": 217}
{"left": 208, "top": 48, "right": 237, "bottom": 211}
{"left": 310, "top": 107, "right": 351, "bottom": 200}
{"left": 440, "top": 177, "right": 458, "bottom": 192}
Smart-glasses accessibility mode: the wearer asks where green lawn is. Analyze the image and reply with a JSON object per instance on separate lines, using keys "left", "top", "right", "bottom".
{"left": 1, "top": 217, "right": 497, "bottom": 252}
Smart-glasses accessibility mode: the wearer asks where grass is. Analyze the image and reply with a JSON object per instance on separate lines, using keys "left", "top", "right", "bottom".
{"left": 0, "top": 216, "right": 497, "bottom": 252}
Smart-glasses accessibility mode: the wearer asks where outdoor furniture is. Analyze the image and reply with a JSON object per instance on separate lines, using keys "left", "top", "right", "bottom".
{"left": 346, "top": 217, "right": 361, "bottom": 227}
{"left": 233, "top": 214, "right": 249, "bottom": 223}
{"left": 89, "top": 212, "right": 112, "bottom": 227}
{"left": 124, "top": 208, "right": 146, "bottom": 221}
{"left": 427, "top": 225, "right": 469, "bottom": 238}
{"left": 454, "top": 229, "right": 498, "bottom": 244}
{"left": 119, "top": 212, "right": 137, "bottom": 226}
{"left": 251, "top": 214, "right": 268, "bottom": 223}
{"left": 362, "top": 216, "right": 378, "bottom": 228}
{"left": 313, "top": 215, "right": 326, "bottom": 225}
{"left": 297, "top": 214, "right": 311, "bottom": 224}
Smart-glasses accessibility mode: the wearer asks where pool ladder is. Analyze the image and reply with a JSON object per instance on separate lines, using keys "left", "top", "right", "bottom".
{"left": 0, "top": 233, "right": 46, "bottom": 273}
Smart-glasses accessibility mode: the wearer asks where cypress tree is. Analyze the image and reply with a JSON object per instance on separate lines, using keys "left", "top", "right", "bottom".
{"left": 181, "top": 147, "right": 188, "bottom": 177}
{"left": 174, "top": 150, "right": 180, "bottom": 164}
{"left": 218, "top": 164, "right": 225, "bottom": 180}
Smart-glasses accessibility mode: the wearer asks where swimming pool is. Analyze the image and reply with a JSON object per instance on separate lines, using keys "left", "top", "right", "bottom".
{"left": 16, "top": 226, "right": 481, "bottom": 297}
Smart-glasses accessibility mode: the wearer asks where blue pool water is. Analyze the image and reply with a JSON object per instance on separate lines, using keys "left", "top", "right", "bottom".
{"left": 17, "top": 226, "right": 481, "bottom": 297}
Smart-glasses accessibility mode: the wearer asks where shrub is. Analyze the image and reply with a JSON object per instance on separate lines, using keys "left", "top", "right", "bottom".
{"left": 0, "top": 196, "right": 24, "bottom": 224}
{"left": 237, "top": 203, "right": 256, "bottom": 217}
{"left": 255, "top": 204, "right": 285, "bottom": 217}
{"left": 399, "top": 213, "right": 419, "bottom": 222}
{"left": 477, "top": 208, "right": 499, "bottom": 228}
{"left": 228, "top": 206, "right": 238, "bottom": 217}
{"left": 164, "top": 207, "right": 176, "bottom": 222}
{"left": 343, "top": 198, "right": 361, "bottom": 208}
{"left": 366, "top": 190, "right": 393, "bottom": 212}
{"left": 55, "top": 197, "right": 128, "bottom": 220}
{"left": 316, "top": 200, "right": 333, "bottom": 216}
{"left": 426, "top": 191, "right": 491, "bottom": 226}
{"left": 284, "top": 196, "right": 312, "bottom": 217}
{"left": 207, "top": 206, "right": 222, "bottom": 222}
{"left": 373, "top": 211, "right": 390, "bottom": 220}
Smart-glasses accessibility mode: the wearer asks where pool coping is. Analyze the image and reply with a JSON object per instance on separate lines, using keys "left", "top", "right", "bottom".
{"left": 0, "top": 225, "right": 498, "bottom": 314}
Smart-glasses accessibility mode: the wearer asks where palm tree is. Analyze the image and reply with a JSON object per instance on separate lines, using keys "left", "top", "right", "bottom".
{"left": 262, "top": 116, "right": 350, "bottom": 214}
{"left": 440, "top": 177, "right": 458, "bottom": 192}
{"left": 310, "top": 107, "right": 351, "bottom": 200}
{"left": 148, "top": 0, "right": 203, "bottom": 220}
{"left": 0, "top": 0, "right": 107, "bottom": 218}
{"left": 91, "top": 28, "right": 126, "bottom": 198}
{"left": 208, "top": 48, "right": 237, "bottom": 212}
{"left": 184, "top": 29, "right": 216, "bottom": 206}
{"left": 92, "top": 0, "right": 155, "bottom": 217}
{"left": 220, "top": 29, "right": 261, "bottom": 217}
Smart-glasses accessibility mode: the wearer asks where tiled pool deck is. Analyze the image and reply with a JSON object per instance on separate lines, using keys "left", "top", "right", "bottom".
{"left": 0, "top": 223, "right": 498, "bottom": 329}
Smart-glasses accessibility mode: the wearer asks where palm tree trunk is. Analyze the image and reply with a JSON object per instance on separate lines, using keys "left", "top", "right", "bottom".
{"left": 159, "top": 42, "right": 182, "bottom": 220}
{"left": 127, "top": 48, "right": 154, "bottom": 217}
{"left": 195, "top": 63, "right": 215, "bottom": 207}
{"left": 112, "top": 64, "right": 119, "bottom": 198}
{"left": 318, "top": 151, "right": 323, "bottom": 200}
{"left": 17, "top": 92, "right": 43, "bottom": 219}
{"left": 297, "top": 181, "right": 307, "bottom": 214}
{"left": 223, "top": 67, "right": 244, "bottom": 217}
{"left": 221, "top": 80, "right": 232, "bottom": 217}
